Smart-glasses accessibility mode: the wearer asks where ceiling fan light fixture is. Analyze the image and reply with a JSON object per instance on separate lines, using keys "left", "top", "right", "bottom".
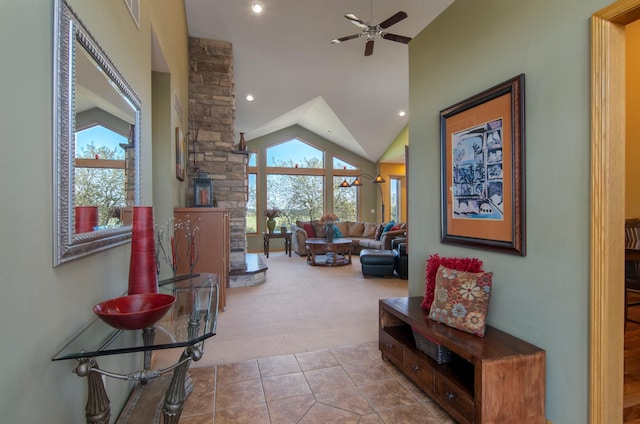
{"left": 251, "top": 2, "right": 264, "bottom": 15}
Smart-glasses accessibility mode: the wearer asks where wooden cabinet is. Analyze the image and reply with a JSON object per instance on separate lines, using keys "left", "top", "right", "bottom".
{"left": 379, "top": 297, "right": 545, "bottom": 424}
{"left": 174, "top": 208, "right": 229, "bottom": 310}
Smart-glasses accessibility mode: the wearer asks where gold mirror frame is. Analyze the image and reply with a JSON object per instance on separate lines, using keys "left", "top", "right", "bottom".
{"left": 53, "top": 0, "right": 141, "bottom": 266}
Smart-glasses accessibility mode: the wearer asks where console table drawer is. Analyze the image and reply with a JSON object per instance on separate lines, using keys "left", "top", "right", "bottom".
{"left": 403, "top": 349, "right": 434, "bottom": 392}
{"left": 434, "top": 375, "right": 474, "bottom": 423}
{"left": 379, "top": 330, "right": 403, "bottom": 365}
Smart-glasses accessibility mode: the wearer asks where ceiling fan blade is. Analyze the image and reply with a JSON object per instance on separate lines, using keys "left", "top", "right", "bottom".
{"left": 331, "top": 34, "right": 361, "bottom": 44}
{"left": 382, "top": 33, "right": 412, "bottom": 44}
{"left": 345, "top": 13, "right": 369, "bottom": 29}
{"left": 379, "top": 11, "right": 408, "bottom": 29}
{"left": 365, "top": 39, "right": 374, "bottom": 56}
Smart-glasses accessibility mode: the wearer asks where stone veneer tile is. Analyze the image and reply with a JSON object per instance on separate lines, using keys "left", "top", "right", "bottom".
{"left": 341, "top": 359, "right": 395, "bottom": 385}
{"left": 216, "top": 360, "right": 260, "bottom": 385}
{"left": 215, "top": 403, "right": 271, "bottom": 424}
{"left": 314, "top": 386, "right": 374, "bottom": 416}
{"left": 261, "top": 372, "right": 312, "bottom": 401}
{"left": 176, "top": 412, "right": 214, "bottom": 424}
{"left": 331, "top": 343, "right": 381, "bottom": 365}
{"left": 298, "top": 403, "right": 360, "bottom": 424}
{"left": 303, "top": 365, "right": 356, "bottom": 394}
{"left": 214, "top": 378, "right": 265, "bottom": 411}
{"left": 358, "top": 378, "right": 419, "bottom": 412}
{"left": 258, "top": 354, "right": 301, "bottom": 377}
{"left": 357, "top": 414, "right": 385, "bottom": 423}
{"left": 295, "top": 349, "right": 339, "bottom": 371}
{"left": 265, "top": 393, "right": 316, "bottom": 424}
{"left": 377, "top": 403, "right": 442, "bottom": 424}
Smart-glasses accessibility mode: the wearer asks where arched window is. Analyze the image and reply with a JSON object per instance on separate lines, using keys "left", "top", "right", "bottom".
{"left": 253, "top": 138, "right": 359, "bottom": 230}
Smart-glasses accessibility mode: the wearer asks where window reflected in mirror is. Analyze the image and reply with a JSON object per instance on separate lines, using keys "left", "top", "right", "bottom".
{"left": 74, "top": 124, "right": 132, "bottom": 232}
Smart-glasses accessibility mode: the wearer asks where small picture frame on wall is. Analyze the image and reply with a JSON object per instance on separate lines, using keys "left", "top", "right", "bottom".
{"left": 176, "top": 127, "right": 186, "bottom": 181}
{"left": 440, "top": 74, "right": 526, "bottom": 256}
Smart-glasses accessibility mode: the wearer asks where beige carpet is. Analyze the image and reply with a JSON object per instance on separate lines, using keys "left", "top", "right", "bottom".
{"left": 156, "top": 252, "right": 408, "bottom": 368}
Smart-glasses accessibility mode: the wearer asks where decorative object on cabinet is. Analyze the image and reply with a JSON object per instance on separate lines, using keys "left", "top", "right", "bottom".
{"left": 128, "top": 206, "right": 158, "bottom": 295}
{"left": 93, "top": 293, "right": 176, "bottom": 330}
{"left": 440, "top": 74, "right": 525, "bottom": 256}
{"left": 422, "top": 254, "right": 483, "bottom": 310}
{"left": 193, "top": 173, "right": 214, "bottom": 207}
{"left": 379, "top": 297, "right": 545, "bottom": 424}
{"left": 237, "top": 132, "right": 247, "bottom": 151}
{"left": 175, "top": 208, "right": 230, "bottom": 310}
{"left": 264, "top": 207, "right": 282, "bottom": 233}
{"left": 53, "top": 0, "right": 141, "bottom": 266}
{"left": 427, "top": 266, "right": 493, "bottom": 337}
{"left": 176, "top": 127, "right": 186, "bottom": 181}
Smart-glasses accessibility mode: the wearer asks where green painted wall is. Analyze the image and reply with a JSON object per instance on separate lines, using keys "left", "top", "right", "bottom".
{"left": 408, "top": 0, "right": 610, "bottom": 422}
{"left": 0, "top": 1, "right": 189, "bottom": 422}
{"left": 379, "top": 124, "right": 408, "bottom": 163}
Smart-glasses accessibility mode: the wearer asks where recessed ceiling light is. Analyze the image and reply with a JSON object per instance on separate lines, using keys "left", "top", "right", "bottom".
{"left": 399, "top": 111, "right": 406, "bottom": 117}
{"left": 251, "top": 2, "right": 263, "bottom": 14}
{"left": 246, "top": 94, "right": 254, "bottom": 102}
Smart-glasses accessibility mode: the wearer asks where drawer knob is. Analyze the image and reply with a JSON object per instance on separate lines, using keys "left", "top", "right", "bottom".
{"left": 385, "top": 343, "right": 393, "bottom": 348}
{"left": 411, "top": 364, "right": 420, "bottom": 372}
{"left": 446, "top": 392, "right": 455, "bottom": 401}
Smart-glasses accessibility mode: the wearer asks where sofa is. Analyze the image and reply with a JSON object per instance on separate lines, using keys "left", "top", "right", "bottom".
{"left": 290, "top": 220, "right": 407, "bottom": 256}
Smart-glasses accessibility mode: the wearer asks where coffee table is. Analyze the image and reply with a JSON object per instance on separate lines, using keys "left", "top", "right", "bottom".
{"left": 305, "top": 238, "right": 352, "bottom": 266}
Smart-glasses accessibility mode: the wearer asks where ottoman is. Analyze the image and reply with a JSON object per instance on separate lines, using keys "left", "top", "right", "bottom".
{"left": 359, "top": 249, "right": 397, "bottom": 278}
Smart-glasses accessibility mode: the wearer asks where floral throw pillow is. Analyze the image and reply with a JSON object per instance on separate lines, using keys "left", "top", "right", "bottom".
{"left": 428, "top": 266, "right": 493, "bottom": 337}
{"left": 421, "top": 254, "right": 483, "bottom": 310}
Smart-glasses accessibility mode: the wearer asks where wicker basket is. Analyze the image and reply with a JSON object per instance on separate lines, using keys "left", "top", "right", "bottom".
{"left": 412, "top": 327, "right": 453, "bottom": 364}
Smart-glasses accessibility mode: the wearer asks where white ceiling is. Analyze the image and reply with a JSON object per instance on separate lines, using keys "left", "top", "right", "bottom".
{"left": 184, "top": 0, "right": 453, "bottom": 163}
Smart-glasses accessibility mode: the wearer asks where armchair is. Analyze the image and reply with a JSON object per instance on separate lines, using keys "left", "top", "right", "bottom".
{"left": 392, "top": 238, "right": 408, "bottom": 279}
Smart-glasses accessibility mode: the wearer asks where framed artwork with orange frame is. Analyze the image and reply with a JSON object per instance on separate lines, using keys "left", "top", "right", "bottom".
{"left": 440, "top": 74, "right": 525, "bottom": 256}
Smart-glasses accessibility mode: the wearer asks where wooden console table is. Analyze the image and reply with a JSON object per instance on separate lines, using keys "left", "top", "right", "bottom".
{"left": 52, "top": 274, "right": 219, "bottom": 424}
{"left": 379, "top": 297, "right": 545, "bottom": 424}
{"left": 263, "top": 231, "right": 292, "bottom": 258}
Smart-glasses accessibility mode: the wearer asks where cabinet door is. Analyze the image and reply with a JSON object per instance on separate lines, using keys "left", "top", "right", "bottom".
{"left": 403, "top": 349, "right": 435, "bottom": 394}
{"left": 379, "top": 330, "right": 404, "bottom": 366}
{"left": 433, "top": 375, "right": 474, "bottom": 424}
{"left": 174, "top": 208, "right": 229, "bottom": 310}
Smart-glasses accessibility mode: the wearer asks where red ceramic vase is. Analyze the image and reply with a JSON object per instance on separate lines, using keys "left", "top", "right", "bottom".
{"left": 75, "top": 206, "right": 98, "bottom": 233}
{"left": 128, "top": 206, "right": 158, "bottom": 295}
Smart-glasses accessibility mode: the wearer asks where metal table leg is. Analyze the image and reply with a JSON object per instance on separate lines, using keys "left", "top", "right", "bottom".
{"left": 75, "top": 358, "right": 111, "bottom": 424}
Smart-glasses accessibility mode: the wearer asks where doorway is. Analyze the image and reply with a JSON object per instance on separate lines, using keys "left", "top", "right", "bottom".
{"left": 591, "top": 1, "right": 640, "bottom": 422}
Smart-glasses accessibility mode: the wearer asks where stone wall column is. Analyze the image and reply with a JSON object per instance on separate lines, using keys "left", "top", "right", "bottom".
{"left": 188, "top": 37, "right": 247, "bottom": 271}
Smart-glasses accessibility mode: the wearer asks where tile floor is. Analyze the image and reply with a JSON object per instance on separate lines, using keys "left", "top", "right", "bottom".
{"left": 172, "top": 341, "right": 456, "bottom": 424}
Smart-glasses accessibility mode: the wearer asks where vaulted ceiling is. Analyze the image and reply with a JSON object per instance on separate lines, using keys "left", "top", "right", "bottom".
{"left": 184, "top": 0, "right": 453, "bottom": 162}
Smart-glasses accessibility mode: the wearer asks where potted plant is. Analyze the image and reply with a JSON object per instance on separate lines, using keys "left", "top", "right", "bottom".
{"left": 263, "top": 207, "right": 282, "bottom": 233}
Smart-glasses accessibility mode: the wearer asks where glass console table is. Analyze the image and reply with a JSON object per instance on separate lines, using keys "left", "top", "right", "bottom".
{"left": 52, "top": 273, "right": 219, "bottom": 424}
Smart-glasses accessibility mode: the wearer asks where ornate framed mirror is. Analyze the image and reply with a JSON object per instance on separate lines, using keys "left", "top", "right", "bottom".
{"left": 53, "top": 0, "right": 141, "bottom": 266}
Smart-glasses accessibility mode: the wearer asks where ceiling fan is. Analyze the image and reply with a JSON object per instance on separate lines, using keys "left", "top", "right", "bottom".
{"left": 330, "top": 4, "right": 412, "bottom": 57}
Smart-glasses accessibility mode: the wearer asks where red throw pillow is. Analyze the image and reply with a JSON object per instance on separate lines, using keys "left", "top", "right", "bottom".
{"left": 391, "top": 224, "right": 401, "bottom": 231}
{"left": 421, "top": 254, "right": 484, "bottom": 310}
{"left": 303, "top": 223, "right": 316, "bottom": 238}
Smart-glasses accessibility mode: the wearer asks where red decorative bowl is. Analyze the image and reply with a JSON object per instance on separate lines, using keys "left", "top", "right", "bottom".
{"left": 93, "top": 293, "right": 176, "bottom": 330}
